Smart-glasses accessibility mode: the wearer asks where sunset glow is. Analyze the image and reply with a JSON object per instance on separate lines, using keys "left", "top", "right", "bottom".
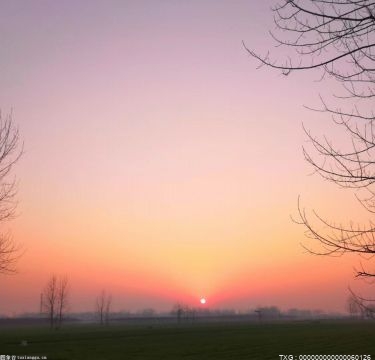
{"left": 0, "top": 1, "right": 368, "bottom": 316}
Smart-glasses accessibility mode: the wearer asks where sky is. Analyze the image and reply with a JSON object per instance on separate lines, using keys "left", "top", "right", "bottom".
{"left": 0, "top": 0, "right": 371, "bottom": 315}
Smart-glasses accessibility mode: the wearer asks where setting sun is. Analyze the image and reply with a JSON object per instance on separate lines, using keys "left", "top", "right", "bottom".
{"left": 0, "top": 0, "right": 358, "bottom": 320}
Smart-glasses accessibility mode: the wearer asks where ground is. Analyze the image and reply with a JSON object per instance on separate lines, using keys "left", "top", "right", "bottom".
{"left": 1, "top": 320, "right": 374, "bottom": 360}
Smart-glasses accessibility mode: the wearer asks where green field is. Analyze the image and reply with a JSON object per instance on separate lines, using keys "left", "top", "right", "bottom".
{"left": 1, "top": 320, "right": 374, "bottom": 360}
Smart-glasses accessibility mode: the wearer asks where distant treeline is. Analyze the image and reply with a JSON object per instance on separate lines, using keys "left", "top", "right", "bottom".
{"left": 2, "top": 305, "right": 346, "bottom": 322}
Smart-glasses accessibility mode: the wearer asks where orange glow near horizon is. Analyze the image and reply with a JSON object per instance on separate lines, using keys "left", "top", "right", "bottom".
{"left": 0, "top": 1, "right": 370, "bottom": 316}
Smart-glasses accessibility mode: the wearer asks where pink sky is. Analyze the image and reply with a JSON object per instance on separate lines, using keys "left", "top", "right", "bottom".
{"left": 0, "top": 1, "right": 371, "bottom": 315}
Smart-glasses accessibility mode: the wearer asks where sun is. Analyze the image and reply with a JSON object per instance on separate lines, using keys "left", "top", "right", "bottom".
{"left": 200, "top": 298, "right": 206, "bottom": 305}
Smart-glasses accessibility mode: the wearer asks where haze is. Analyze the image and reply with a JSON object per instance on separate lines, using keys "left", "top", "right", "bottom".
{"left": 0, "top": 1, "right": 364, "bottom": 315}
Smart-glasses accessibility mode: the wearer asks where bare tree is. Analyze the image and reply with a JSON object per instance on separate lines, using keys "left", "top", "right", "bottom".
{"left": 42, "top": 275, "right": 69, "bottom": 328}
{"left": 347, "top": 293, "right": 361, "bottom": 318}
{"left": 104, "top": 293, "right": 112, "bottom": 325}
{"left": 57, "top": 276, "right": 69, "bottom": 327}
{"left": 347, "top": 288, "right": 375, "bottom": 318}
{"left": 96, "top": 290, "right": 111, "bottom": 325}
{"left": 247, "top": 1, "right": 375, "bottom": 310}
{"left": 172, "top": 303, "right": 184, "bottom": 323}
{"left": 96, "top": 290, "right": 105, "bottom": 325}
{"left": 0, "top": 112, "right": 22, "bottom": 274}
{"left": 42, "top": 275, "right": 58, "bottom": 328}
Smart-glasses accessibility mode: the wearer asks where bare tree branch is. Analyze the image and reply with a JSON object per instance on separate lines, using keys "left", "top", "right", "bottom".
{"left": 249, "top": 0, "right": 375, "bottom": 308}
{"left": 0, "top": 111, "right": 23, "bottom": 274}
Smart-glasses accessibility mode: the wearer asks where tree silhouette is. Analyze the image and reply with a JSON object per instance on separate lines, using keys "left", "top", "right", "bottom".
{"left": 42, "top": 275, "right": 58, "bottom": 328}
{"left": 347, "top": 292, "right": 361, "bottom": 318}
{"left": 57, "top": 276, "right": 69, "bottom": 327}
{"left": 172, "top": 303, "right": 184, "bottom": 323}
{"left": 96, "top": 290, "right": 112, "bottom": 325}
{"left": 247, "top": 0, "right": 375, "bottom": 309}
{"left": 42, "top": 275, "right": 69, "bottom": 328}
{"left": 0, "top": 112, "right": 22, "bottom": 274}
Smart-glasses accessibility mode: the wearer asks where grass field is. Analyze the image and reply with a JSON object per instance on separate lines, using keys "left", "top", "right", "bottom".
{"left": 1, "top": 320, "right": 374, "bottom": 360}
